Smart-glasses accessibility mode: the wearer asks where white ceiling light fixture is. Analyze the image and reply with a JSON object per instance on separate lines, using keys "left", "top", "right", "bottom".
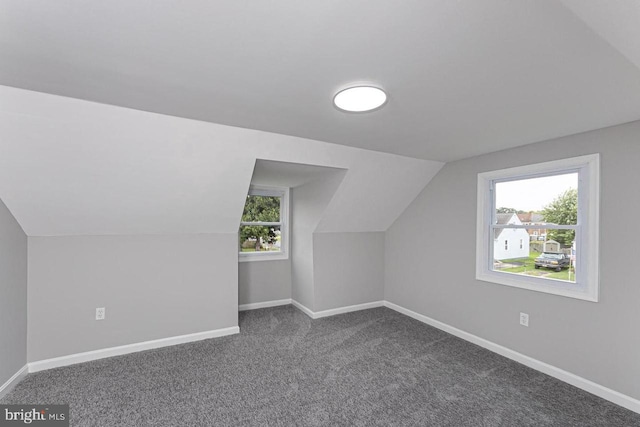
{"left": 333, "top": 86, "right": 387, "bottom": 113}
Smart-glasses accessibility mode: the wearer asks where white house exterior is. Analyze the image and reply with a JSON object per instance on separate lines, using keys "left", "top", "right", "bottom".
{"left": 494, "top": 213, "right": 530, "bottom": 260}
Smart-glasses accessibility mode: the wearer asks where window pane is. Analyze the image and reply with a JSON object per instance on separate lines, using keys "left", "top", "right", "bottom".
{"left": 493, "top": 227, "right": 576, "bottom": 283}
{"left": 242, "top": 195, "right": 281, "bottom": 222}
{"left": 239, "top": 225, "right": 282, "bottom": 252}
{"left": 495, "top": 173, "right": 578, "bottom": 226}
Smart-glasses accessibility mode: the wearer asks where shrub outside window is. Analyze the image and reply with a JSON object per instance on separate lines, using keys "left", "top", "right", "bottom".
{"left": 239, "top": 186, "right": 289, "bottom": 262}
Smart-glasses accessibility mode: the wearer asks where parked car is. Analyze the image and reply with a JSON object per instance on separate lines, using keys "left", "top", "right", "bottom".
{"left": 534, "top": 252, "right": 570, "bottom": 271}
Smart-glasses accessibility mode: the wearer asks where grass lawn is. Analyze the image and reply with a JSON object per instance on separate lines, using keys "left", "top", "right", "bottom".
{"left": 497, "top": 253, "right": 576, "bottom": 282}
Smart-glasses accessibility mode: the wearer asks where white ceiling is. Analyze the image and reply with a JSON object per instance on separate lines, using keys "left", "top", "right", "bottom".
{"left": 0, "top": 86, "right": 442, "bottom": 235}
{"left": 250, "top": 160, "right": 345, "bottom": 189}
{"left": 1, "top": 1, "right": 639, "bottom": 162}
{"left": 561, "top": 1, "right": 640, "bottom": 71}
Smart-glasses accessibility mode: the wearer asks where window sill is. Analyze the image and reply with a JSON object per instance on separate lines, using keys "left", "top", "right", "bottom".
{"left": 476, "top": 270, "right": 598, "bottom": 302}
{"left": 239, "top": 252, "right": 289, "bottom": 262}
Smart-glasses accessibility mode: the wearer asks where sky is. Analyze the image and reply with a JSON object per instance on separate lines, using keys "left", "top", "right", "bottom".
{"left": 495, "top": 173, "right": 578, "bottom": 212}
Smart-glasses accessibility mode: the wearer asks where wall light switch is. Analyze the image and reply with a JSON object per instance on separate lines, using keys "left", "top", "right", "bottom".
{"left": 96, "top": 307, "right": 106, "bottom": 320}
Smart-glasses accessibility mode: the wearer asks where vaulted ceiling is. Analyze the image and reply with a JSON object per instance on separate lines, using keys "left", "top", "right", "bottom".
{"left": 2, "top": 1, "right": 639, "bottom": 162}
{"left": 0, "top": 86, "right": 443, "bottom": 235}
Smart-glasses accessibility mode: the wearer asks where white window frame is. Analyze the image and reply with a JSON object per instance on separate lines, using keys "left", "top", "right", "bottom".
{"left": 239, "top": 185, "right": 289, "bottom": 262}
{"left": 476, "top": 154, "right": 600, "bottom": 302}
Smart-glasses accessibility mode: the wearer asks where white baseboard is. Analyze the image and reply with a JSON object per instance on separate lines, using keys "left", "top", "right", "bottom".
{"left": 17, "top": 298, "right": 640, "bottom": 415}
{"left": 314, "top": 301, "right": 384, "bottom": 318}
{"left": 239, "top": 298, "right": 292, "bottom": 311}
{"left": 28, "top": 326, "right": 240, "bottom": 373}
{"left": 291, "top": 299, "right": 384, "bottom": 319}
{"left": 0, "top": 365, "right": 28, "bottom": 399}
{"left": 291, "top": 299, "right": 315, "bottom": 318}
{"left": 383, "top": 300, "right": 640, "bottom": 415}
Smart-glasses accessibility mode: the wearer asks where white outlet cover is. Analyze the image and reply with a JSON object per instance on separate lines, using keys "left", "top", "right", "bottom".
{"left": 519, "top": 312, "right": 529, "bottom": 327}
{"left": 96, "top": 307, "right": 106, "bottom": 320}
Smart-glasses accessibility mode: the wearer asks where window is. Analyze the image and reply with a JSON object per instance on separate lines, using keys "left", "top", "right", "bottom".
{"left": 239, "top": 186, "right": 289, "bottom": 261}
{"left": 476, "top": 154, "right": 599, "bottom": 302}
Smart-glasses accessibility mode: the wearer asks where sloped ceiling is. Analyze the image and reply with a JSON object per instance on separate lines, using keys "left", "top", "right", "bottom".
{"left": 2, "top": 2, "right": 640, "bottom": 237}
{"left": 560, "top": 1, "right": 640, "bottom": 71}
{"left": 0, "top": 86, "right": 442, "bottom": 236}
{"left": 250, "top": 160, "right": 346, "bottom": 190}
{"left": 1, "top": 1, "right": 639, "bottom": 162}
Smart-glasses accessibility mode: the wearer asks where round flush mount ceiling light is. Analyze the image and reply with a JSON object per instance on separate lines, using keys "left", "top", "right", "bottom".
{"left": 333, "top": 86, "right": 387, "bottom": 112}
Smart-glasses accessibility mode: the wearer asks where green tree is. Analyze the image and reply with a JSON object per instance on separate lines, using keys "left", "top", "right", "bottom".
{"left": 542, "top": 188, "right": 577, "bottom": 246}
{"left": 240, "top": 195, "right": 280, "bottom": 251}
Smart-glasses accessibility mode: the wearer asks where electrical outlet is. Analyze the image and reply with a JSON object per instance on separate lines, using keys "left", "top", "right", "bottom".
{"left": 519, "top": 312, "right": 529, "bottom": 327}
{"left": 96, "top": 307, "right": 106, "bottom": 320}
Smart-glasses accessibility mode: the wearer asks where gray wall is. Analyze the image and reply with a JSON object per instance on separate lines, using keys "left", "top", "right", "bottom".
{"left": 313, "top": 232, "right": 384, "bottom": 311}
{"left": 385, "top": 120, "right": 640, "bottom": 401}
{"left": 0, "top": 198, "right": 27, "bottom": 387}
{"left": 28, "top": 234, "right": 238, "bottom": 362}
{"left": 291, "top": 173, "right": 345, "bottom": 311}
{"left": 238, "top": 259, "right": 291, "bottom": 305}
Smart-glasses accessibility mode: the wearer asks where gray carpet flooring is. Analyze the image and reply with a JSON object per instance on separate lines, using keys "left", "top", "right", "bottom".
{"left": 3, "top": 305, "right": 640, "bottom": 426}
